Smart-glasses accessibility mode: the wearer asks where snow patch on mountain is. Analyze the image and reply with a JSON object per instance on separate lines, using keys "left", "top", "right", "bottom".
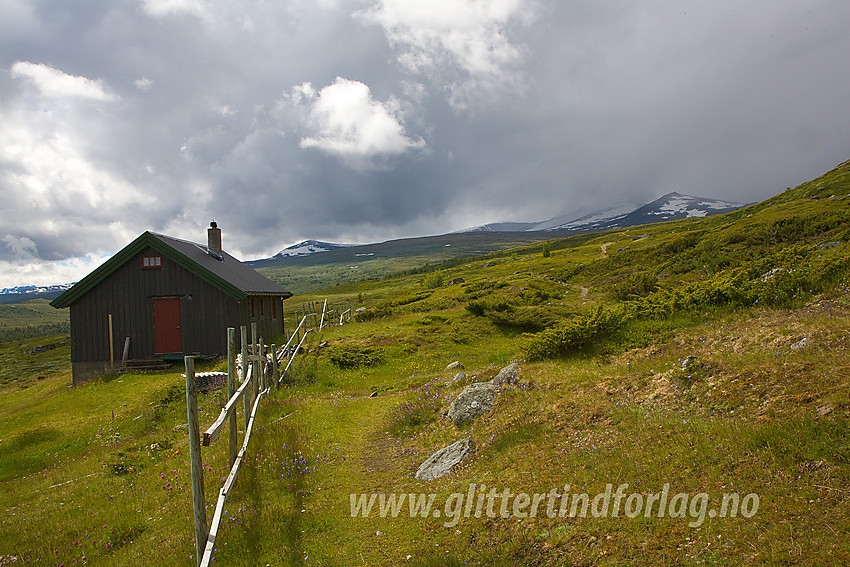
{"left": 273, "top": 240, "right": 351, "bottom": 258}
{"left": 0, "top": 283, "right": 75, "bottom": 295}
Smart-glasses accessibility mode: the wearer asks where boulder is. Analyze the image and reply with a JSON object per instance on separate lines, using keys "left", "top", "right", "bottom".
{"left": 448, "top": 277, "right": 465, "bottom": 285}
{"left": 790, "top": 337, "right": 810, "bottom": 351}
{"left": 817, "top": 405, "right": 833, "bottom": 417}
{"left": 355, "top": 307, "right": 367, "bottom": 313}
{"left": 491, "top": 362, "right": 520, "bottom": 386}
{"left": 414, "top": 438, "right": 475, "bottom": 480}
{"left": 681, "top": 356, "right": 698, "bottom": 371}
{"left": 450, "top": 372, "right": 466, "bottom": 383}
{"left": 819, "top": 241, "right": 841, "bottom": 250}
{"left": 447, "top": 382, "right": 498, "bottom": 427}
{"left": 760, "top": 268, "right": 783, "bottom": 282}
{"left": 445, "top": 361, "right": 464, "bottom": 371}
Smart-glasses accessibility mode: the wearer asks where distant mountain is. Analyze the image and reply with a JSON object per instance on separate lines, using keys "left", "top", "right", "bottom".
{"left": 461, "top": 192, "right": 746, "bottom": 234}
{"left": 609, "top": 192, "right": 746, "bottom": 227}
{"left": 0, "top": 283, "right": 75, "bottom": 304}
{"left": 271, "top": 240, "right": 351, "bottom": 258}
{"left": 529, "top": 199, "right": 644, "bottom": 232}
{"left": 463, "top": 221, "right": 539, "bottom": 233}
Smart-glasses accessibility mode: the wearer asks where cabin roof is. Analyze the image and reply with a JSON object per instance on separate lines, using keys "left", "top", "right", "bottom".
{"left": 50, "top": 231, "right": 292, "bottom": 308}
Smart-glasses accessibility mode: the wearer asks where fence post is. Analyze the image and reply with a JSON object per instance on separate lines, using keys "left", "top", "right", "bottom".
{"left": 251, "top": 322, "right": 259, "bottom": 401}
{"left": 259, "top": 337, "right": 266, "bottom": 391}
{"left": 241, "top": 326, "right": 250, "bottom": 429}
{"left": 319, "top": 298, "right": 327, "bottom": 331}
{"left": 271, "top": 343, "right": 279, "bottom": 387}
{"left": 227, "top": 328, "right": 237, "bottom": 468}
{"left": 185, "top": 356, "right": 207, "bottom": 566}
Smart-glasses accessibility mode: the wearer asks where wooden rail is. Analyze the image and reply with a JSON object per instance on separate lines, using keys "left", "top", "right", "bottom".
{"left": 185, "top": 315, "right": 317, "bottom": 567}
{"left": 185, "top": 323, "right": 271, "bottom": 567}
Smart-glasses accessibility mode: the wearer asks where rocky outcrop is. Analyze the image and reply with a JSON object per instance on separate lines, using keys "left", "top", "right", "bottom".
{"left": 447, "top": 382, "right": 498, "bottom": 427}
{"left": 414, "top": 438, "right": 475, "bottom": 480}
{"left": 490, "top": 362, "right": 520, "bottom": 385}
{"left": 445, "top": 361, "right": 464, "bottom": 371}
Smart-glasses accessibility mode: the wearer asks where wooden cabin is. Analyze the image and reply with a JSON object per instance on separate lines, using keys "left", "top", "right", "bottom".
{"left": 51, "top": 223, "right": 292, "bottom": 384}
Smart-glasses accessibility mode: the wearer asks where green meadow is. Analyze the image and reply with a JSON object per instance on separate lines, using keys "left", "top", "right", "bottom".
{"left": 1, "top": 159, "right": 849, "bottom": 565}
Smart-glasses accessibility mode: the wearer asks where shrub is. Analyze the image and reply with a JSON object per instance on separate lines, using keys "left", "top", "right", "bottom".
{"left": 354, "top": 305, "right": 391, "bottom": 322}
{"left": 327, "top": 345, "right": 385, "bottom": 369}
{"left": 423, "top": 273, "right": 444, "bottom": 289}
{"left": 523, "top": 306, "right": 624, "bottom": 360}
{"left": 610, "top": 272, "right": 658, "bottom": 300}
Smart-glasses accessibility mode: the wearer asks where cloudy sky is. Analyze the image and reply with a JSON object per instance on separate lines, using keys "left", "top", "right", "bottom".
{"left": 2, "top": 0, "right": 850, "bottom": 287}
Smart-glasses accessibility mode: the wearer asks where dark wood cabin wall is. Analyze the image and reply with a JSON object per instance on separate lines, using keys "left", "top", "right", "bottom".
{"left": 70, "top": 246, "right": 240, "bottom": 362}
{"left": 239, "top": 295, "right": 286, "bottom": 344}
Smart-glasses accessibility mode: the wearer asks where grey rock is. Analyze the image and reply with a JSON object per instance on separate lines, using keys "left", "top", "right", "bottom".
{"left": 355, "top": 307, "right": 367, "bottom": 313}
{"left": 491, "top": 362, "right": 520, "bottom": 385}
{"left": 414, "top": 438, "right": 475, "bottom": 480}
{"left": 445, "top": 361, "right": 464, "bottom": 371}
{"left": 817, "top": 405, "right": 833, "bottom": 417}
{"left": 448, "top": 277, "right": 466, "bottom": 285}
{"left": 447, "top": 382, "right": 498, "bottom": 426}
{"left": 790, "top": 337, "right": 810, "bottom": 351}
{"left": 760, "top": 267, "right": 783, "bottom": 282}
{"left": 681, "top": 356, "right": 698, "bottom": 371}
{"left": 451, "top": 372, "right": 466, "bottom": 383}
{"left": 819, "top": 241, "right": 841, "bottom": 250}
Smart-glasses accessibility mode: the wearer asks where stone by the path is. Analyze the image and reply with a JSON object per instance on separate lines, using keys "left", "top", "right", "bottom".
{"left": 414, "top": 438, "right": 475, "bottom": 480}
{"left": 451, "top": 372, "right": 466, "bottom": 383}
{"left": 445, "top": 361, "right": 464, "bottom": 371}
{"left": 490, "top": 363, "right": 520, "bottom": 386}
{"left": 448, "top": 277, "right": 465, "bottom": 285}
{"left": 817, "top": 405, "right": 833, "bottom": 417}
{"left": 790, "top": 337, "right": 810, "bottom": 351}
{"left": 447, "top": 382, "right": 498, "bottom": 427}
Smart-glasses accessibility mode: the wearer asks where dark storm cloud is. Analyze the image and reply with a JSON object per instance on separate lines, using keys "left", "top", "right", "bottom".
{"left": 1, "top": 0, "right": 850, "bottom": 286}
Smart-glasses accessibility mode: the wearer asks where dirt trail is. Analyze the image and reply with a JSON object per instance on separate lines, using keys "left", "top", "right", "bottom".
{"left": 600, "top": 242, "right": 614, "bottom": 258}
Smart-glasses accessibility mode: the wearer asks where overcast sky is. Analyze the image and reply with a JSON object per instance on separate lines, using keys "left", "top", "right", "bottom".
{"left": 2, "top": 0, "right": 850, "bottom": 287}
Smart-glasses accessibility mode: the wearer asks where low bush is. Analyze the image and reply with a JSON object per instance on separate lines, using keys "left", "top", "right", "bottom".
{"left": 327, "top": 345, "right": 385, "bottom": 369}
{"left": 610, "top": 271, "right": 658, "bottom": 300}
{"left": 523, "top": 306, "right": 624, "bottom": 360}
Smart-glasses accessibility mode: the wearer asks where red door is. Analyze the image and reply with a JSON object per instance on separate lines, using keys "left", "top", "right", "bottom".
{"left": 153, "top": 297, "right": 182, "bottom": 354}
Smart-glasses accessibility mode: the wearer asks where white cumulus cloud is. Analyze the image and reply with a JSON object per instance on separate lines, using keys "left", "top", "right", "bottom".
{"left": 141, "top": 0, "right": 210, "bottom": 20}
{"left": 359, "top": 0, "right": 533, "bottom": 108}
{"left": 295, "top": 77, "right": 426, "bottom": 166}
{"left": 10, "top": 61, "right": 118, "bottom": 102}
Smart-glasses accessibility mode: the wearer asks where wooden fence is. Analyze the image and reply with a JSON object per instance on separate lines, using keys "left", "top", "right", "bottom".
{"left": 184, "top": 313, "right": 320, "bottom": 567}
{"left": 287, "top": 299, "right": 353, "bottom": 346}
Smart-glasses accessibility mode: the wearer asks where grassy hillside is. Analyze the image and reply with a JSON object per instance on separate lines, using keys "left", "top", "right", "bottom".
{"left": 1, "top": 158, "right": 849, "bottom": 566}
{"left": 252, "top": 231, "right": 566, "bottom": 294}
{"left": 0, "top": 299, "right": 70, "bottom": 342}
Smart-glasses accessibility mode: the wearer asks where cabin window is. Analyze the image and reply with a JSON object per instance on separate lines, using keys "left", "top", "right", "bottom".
{"left": 271, "top": 298, "right": 276, "bottom": 319}
{"left": 141, "top": 255, "right": 162, "bottom": 269}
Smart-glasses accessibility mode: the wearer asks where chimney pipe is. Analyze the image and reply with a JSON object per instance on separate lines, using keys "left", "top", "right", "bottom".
{"left": 208, "top": 221, "right": 222, "bottom": 253}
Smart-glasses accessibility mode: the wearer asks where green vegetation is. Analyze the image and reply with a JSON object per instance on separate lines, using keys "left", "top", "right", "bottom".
{"left": 0, "top": 299, "right": 69, "bottom": 341}
{"left": 2, "top": 158, "right": 850, "bottom": 565}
